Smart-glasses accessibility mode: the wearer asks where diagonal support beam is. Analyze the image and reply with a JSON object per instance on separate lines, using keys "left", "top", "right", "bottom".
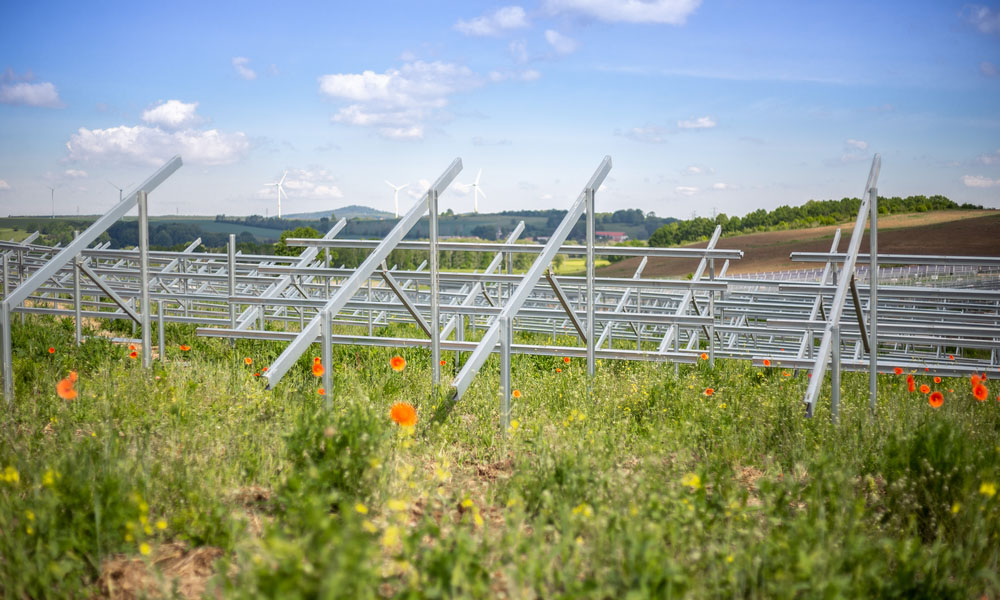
{"left": 448, "top": 156, "right": 612, "bottom": 401}
{"left": 258, "top": 159, "right": 462, "bottom": 389}
{"left": 545, "top": 268, "right": 587, "bottom": 343}
{"left": 78, "top": 263, "right": 142, "bottom": 323}
{"left": 379, "top": 263, "right": 432, "bottom": 337}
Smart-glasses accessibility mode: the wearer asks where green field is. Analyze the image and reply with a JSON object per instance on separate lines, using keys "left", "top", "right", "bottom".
{"left": 0, "top": 227, "right": 32, "bottom": 243}
{"left": 1, "top": 315, "right": 998, "bottom": 598}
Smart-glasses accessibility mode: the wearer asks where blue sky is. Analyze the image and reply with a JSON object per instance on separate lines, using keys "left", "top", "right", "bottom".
{"left": 1, "top": 0, "right": 998, "bottom": 219}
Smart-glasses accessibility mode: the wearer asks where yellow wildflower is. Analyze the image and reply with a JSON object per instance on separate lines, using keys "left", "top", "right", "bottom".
{"left": 355, "top": 503, "right": 369, "bottom": 515}
{"left": 681, "top": 472, "right": 702, "bottom": 491}
{"left": 42, "top": 469, "right": 56, "bottom": 487}
{"left": 981, "top": 482, "right": 997, "bottom": 498}
{"left": 387, "top": 499, "right": 407, "bottom": 512}
{"left": 25, "top": 510, "right": 35, "bottom": 521}
{"left": 571, "top": 503, "right": 594, "bottom": 518}
{"left": 139, "top": 542, "right": 151, "bottom": 556}
{"left": 951, "top": 502, "right": 961, "bottom": 514}
{"left": 361, "top": 520, "right": 377, "bottom": 533}
{"left": 381, "top": 525, "right": 401, "bottom": 550}
{"left": 155, "top": 519, "right": 167, "bottom": 530}
{"left": 2, "top": 465, "right": 19, "bottom": 484}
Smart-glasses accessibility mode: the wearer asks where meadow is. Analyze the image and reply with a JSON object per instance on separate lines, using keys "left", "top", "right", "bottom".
{"left": 1, "top": 314, "right": 998, "bottom": 598}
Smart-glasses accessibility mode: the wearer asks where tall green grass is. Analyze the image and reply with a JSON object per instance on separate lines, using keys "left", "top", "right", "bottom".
{"left": 1, "top": 315, "right": 997, "bottom": 598}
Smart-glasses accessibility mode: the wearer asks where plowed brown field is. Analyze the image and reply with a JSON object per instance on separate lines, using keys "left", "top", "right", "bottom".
{"left": 598, "top": 210, "right": 1000, "bottom": 278}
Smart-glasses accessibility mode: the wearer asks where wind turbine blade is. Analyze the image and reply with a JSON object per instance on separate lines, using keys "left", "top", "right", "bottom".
{"left": 475, "top": 168, "right": 482, "bottom": 185}
{"left": 477, "top": 187, "right": 487, "bottom": 200}
{"left": 279, "top": 171, "right": 288, "bottom": 185}
{"left": 399, "top": 183, "right": 409, "bottom": 190}
{"left": 385, "top": 180, "right": 397, "bottom": 189}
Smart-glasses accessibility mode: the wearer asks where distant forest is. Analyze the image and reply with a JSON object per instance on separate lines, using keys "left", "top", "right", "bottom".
{"left": 648, "top": 195, "right": 981, "bottom": 247}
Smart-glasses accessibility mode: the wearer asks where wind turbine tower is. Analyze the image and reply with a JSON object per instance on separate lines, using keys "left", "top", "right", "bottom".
{"left": 384, "top": 180, "right": 409, "bottom": 218}
{"left": 47, "top": 186, "right": 55, "bottom": 218}
{"left": 470, "top": 169, "right": 486, "bottom": 214}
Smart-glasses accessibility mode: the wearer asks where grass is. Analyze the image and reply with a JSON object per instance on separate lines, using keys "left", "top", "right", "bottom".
{"left": 554, "top": 257, "right": 611, "bottom": 276}
{"left": 1, "top": 315, "right": 999, "bottom": 598}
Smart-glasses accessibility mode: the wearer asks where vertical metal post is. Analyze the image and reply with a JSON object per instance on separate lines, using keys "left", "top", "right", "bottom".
{"left": 138, "top": 191, "right": 152, "bottom": 368}
{"left": 831, "top": 324, "right": 841, "bottom": 423}
{"left": 1, "top": 253, "right": 7, "bottom": 299}
{"left": 455, "top": 314, "right": 463, "bottom": 371}
{"left": 868, "top": 187, "right": 878, "bottom": 412}
{"left": 324, "top": 247, "right": 331, "bottom": 299}
{"left": 429, "top": 190, "right": 441, "bottom": 387}
{"left": 585, "top": 187, "right": 595, "bottom": 377}
{"left": 73, "top": 231, "right": 82, "bottom": 345}
{"left": 636, "top": 288, "right": 642, "bottom": 350}
{"left": 499, "top": 315, "right": 511, "bottom": 434}
{"left": 158, "top": 300, "right": 166, "bottom": 362}
{"left": 708, "top": 258, "right": 715, "bottom": 369}
{"left": 228, "top": 234, "right": 236, "bottom": 328}
{"left": 1, "top": 302, "right": 12, "bottom": 402}
{"left": 367, "top": 278, "right": 373, "bottom": 336}
{"left": 321, "top": 308, "right": 333, "bottom": 410}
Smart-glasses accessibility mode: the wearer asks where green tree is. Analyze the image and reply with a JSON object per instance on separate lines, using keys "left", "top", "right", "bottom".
{"left": 274, "top": 226, "right": 321, "bottom": 256}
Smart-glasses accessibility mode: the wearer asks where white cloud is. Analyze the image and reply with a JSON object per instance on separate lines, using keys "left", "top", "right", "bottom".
{"left": 981, "top": 61, "right": 998, "bottom": 77}
{"left": 64, "top": 169, "right": 88, "bottom": 179}
{"left": 675, "top": 186, "right": 698, "bottom": 196}
{"left": 712, "top": 182, "right": 738, "bottom": 190}
{"left": 488, "top": 69, "right": 541, "bottom": 82}
{"left": 0, "top": 179, "right": 10, "bottom": 191}
{"left": 962, "top": 174, "right": 999, "bottom": 188}
{"left": 545, "top": 29, "right": 579, "bottom": 55}
{"left": 683, "top": 165, "right": 703, "bottom": 175}
{"left": 962, "top": 4, "right": 1000, "bottom": 34}
{"left": 232, "top": 57, "right": 257, "bottom": 80}
{"left": 846, "top": 138, "right": 868, "bottom": 151}
{"left": 455, "top": 6, "right": 529, "bottom": 36}
{"left": 509, "top": 40, "right": 529, "bottom": 63}
{"left": 66, "top": 125, "right": 249, "bottom": 166}
{"left": 141, "top": 100, "right": 203, "bottom": 130}
{"left": 543, "top": 0, "right": 700, "bottom": 24}
{"left": 0, "top": 81, "right": 63, "bottom": 108}
{"left": 259, "top": 167, "right": 344, "bottom": 201}
{"left": 677, "top": 115, "right": 716, "bottom": 129}
{"left": 977, "top": 149, "right": 1000, "bottom": 165}
{"left": 622, "top": 125, "right": 669, "bottom": 143}
{"left": 318, "top": 61, "right": 481, "bottom": 140}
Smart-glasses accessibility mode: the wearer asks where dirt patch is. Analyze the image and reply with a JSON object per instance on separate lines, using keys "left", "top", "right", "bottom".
{"left": 474, "top": 458, "right": 513, "bottom": 483}
{"left": 96, "top": 542, "right": 224, "bottom": 600}
{"left": 600, "top": 211, "right": 1000, "bottom": 278}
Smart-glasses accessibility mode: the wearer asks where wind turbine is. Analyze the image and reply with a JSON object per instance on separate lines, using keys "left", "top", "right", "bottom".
{"left": 469, "top": 168, "right": 486, "bottom": 214}
{"left": 108, "top": 180, "right": 125, "bottom": 202}
{"left": 266, "top": 171, "right": 288, "bottom": 218}
{"left": 384, "top": 180, "right": 409, "bottom": 218}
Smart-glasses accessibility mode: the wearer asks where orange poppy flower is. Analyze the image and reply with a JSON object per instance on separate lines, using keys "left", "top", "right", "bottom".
{"left": 762, "top": 359, "right": 771, "bottom": 367}
{"left": 948, "top": 354, "right": 954, "bottom": 360}
{"left": 129, "top": 344, "right": 137, "bottom": 351}
{"left": 179, "top": 344, "right": 191, "bottom": 352}
{"left": 782, "top": 371, "right": 791, "bottom": 377}
{"left": 262, "top": 367, "right": 268, "bottom": 372}
{"left": 56, "top": 376, "right": 77, "bottom": 400}
{"left": 317, "top": 388, "right": 325, "bottom": 395}
{"left": 129, "top": 351, "right": 138, "bottom": 360}
{"left": 244, "top": 357, "right": 252, "bottom": 365}
{"left": 919, "top": 384, "right": 930, "bottom": 394}
{"left": 908, "top": 381, "right": 916, "bottom": 393}
{"left": 704, "top": 388, "right": 714, "bottom": 396}
{"left": 390, "top": 355, "right": 406, "bottom": 372}
{"left": 700, "top": 352, "right": 708, "bottom": 360}
{"left": 556, "top": 367, "right": 562, "bottom": 373}
{"left": 390, "top": 402, "right": 417, "bottom": 427}
{"left": 440, "top": 360, "right": 446, "bottom": 366}
{"left": 893, "top": 367, "right": 903, "bottom": 375}
{"left": 928, "top": 391, "right": 943, "bottom": 408}
{"left": 563, "top": 356, "right": 571, "bottom": 364}
{"left": 973, "top": 384, "right": 989, "bottom": 402}
{"left": 933, "top": 376, "right": 941, "bottom": 384}
{"left": 512, "top": 389, "right": 522, "bottom": 399}
{"left": 924, "top": 367, "right": 929, "bottom": 372}
{"left": 48, "top": 347, "right": 55, "bottom": 354}
{"left": 254, "top": 372, "right": 260, "bottom": 377}
{"left": 906, "top": 374, "right": 914, "bottom": 383}
{"left": 68, "top": 370, "right": 78, "bottom": 383}
{"left": 312, "top": 361, "right": 324, "bottom": 377}
{"left": 972, "top": 374, "right": 981, "bottom": 386}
